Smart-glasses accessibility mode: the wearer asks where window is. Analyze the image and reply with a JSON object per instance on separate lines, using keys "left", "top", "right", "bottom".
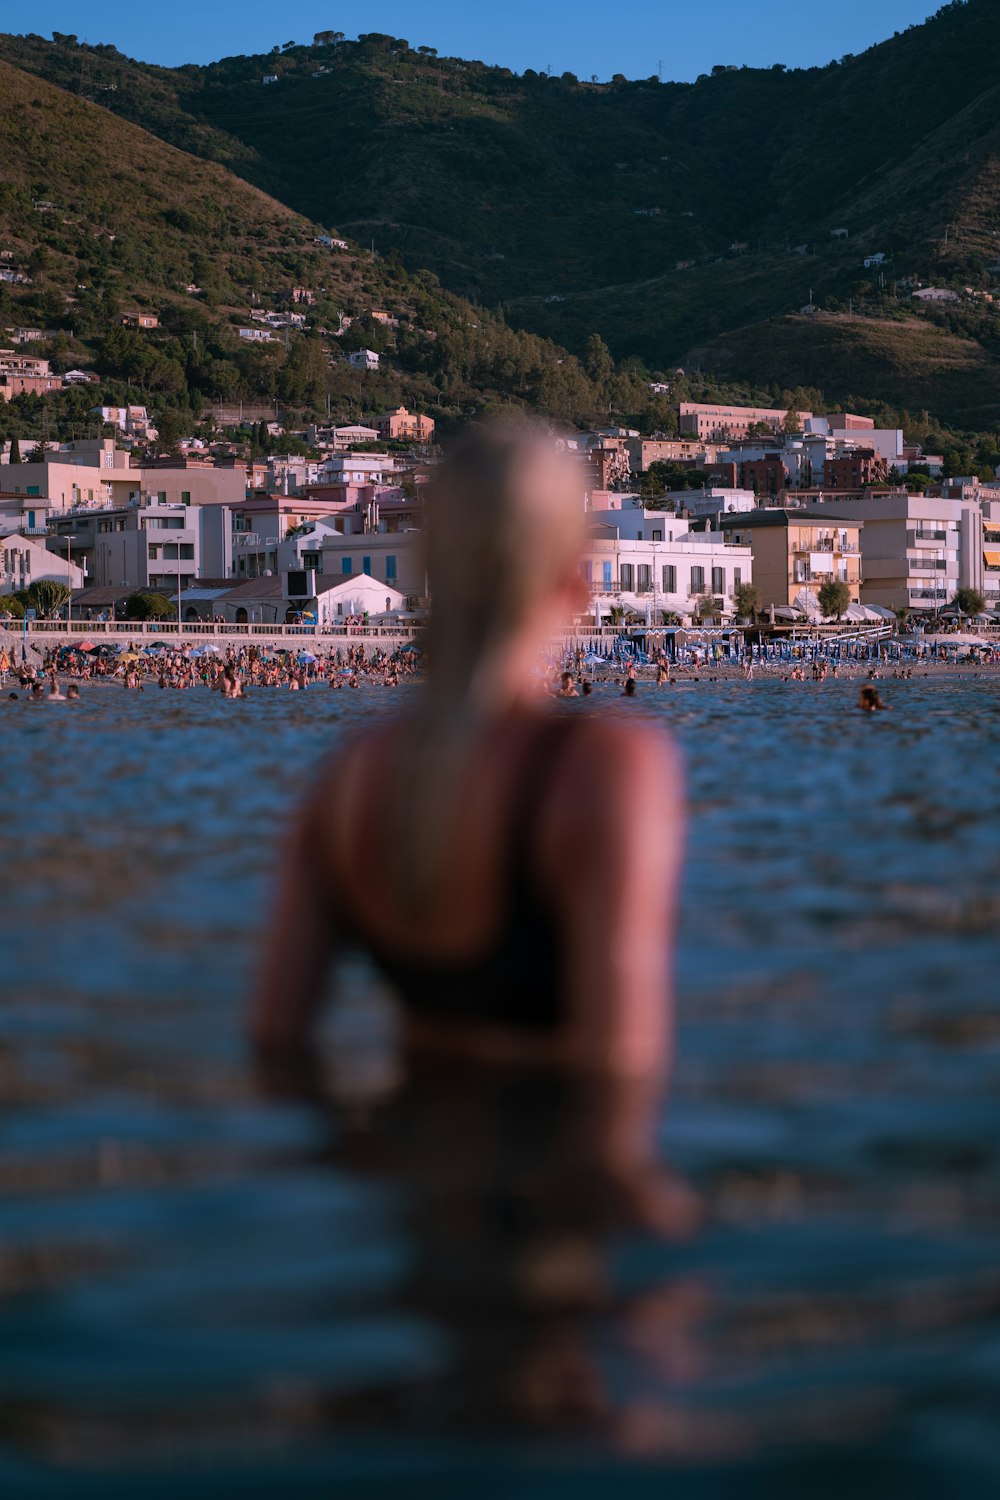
{"left": 652, "top": 529, "right": 663, "bottom": 542}
{"left": 690, "top": 565, "right": 705, "bottom": 593}
{"left": 734, "top": 567, "right": 742, "bottom": 588}
{"left": 385, "top": 555, "right": 397, "bottom": 581}
{"left": 712, "top": 566, "right": 724, "bottom": 594}
{"left": 181, "top": 491, "right": 191, "bottom": 505}
{"left": 27, "top": 511, "right": 35, "bottom": 530}
{"left": 637, "top": 564, "right": 651, "bottom": 592}
{"left": 341, "top": 557, "right": 352, "bottom": 575}
{"left": 602, "top": 560, "right": 613, "bottom": 588}
{"left": 157, "top": 491, "right": 166, "bottom": 504}
{"left": 620, "top": 563, "right": 634, "bottom": 591}
{"left": 580, "top": 559, "right": 592, "bottom": 582}
{"left": 180, "top": 544, "right": 194, "bottom": 561}
{"left": 302, "top": 552, "right": 320, "bottom": 570}
{"left": 148, "top": 543, "right": 159, "bottom": 560}
{"left": 663, "top": 564, "right": 677, "bottom": 593}
{"left": 27, "top": 485, "right": 40, "bottom": 497}
{"left": 362, "top": 556, "right": 372, "bottom": 575}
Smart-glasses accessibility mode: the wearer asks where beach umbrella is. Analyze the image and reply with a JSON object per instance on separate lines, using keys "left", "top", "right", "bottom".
{"left": 73, "top": 640, "right": 97, "bottom": 652}
{"left": 298, "top": 652, "right": 317, "bottom": 664}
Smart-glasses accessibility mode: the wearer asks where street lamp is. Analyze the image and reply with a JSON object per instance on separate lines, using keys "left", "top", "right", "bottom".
{"left": 64, "top": 534, "right": 76, "bottom": 629}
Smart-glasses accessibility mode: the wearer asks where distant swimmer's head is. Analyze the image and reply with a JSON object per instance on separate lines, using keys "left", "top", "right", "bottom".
{"left": 426, "top": 421, "right": 587, "bottom": 707}
{"left": 858, "top": 685, "right": 885, "bottom": 712}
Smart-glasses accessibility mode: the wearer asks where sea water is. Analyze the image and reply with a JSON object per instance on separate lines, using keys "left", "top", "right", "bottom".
{"left": 1, "top": 676, "right": 999, "bottom": 1497}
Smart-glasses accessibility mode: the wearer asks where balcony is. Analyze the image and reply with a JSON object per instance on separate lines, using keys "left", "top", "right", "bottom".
{"left": 907, "top": 528, "right": 948, "bottom": 545}
{"left": 793, "top": 538, "right": 859, "bottom": 554}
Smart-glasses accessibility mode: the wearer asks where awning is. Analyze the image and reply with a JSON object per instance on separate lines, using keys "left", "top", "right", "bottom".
{"left": 983, "top": 549, "right": 1000, "bottom": 566}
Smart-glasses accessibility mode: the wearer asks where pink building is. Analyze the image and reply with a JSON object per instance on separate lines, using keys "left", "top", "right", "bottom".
{"left": 678, "top": 402, "right": 812, "bottom": 441}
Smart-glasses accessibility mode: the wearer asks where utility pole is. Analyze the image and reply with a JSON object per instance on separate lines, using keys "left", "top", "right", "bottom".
{"left": 658, "top": 59, "right": 663, "bottom": 82}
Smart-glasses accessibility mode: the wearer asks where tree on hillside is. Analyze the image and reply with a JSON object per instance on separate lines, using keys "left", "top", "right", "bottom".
{"left": 818, "top": 579, "right": 851, "bottom": 620}
{"left": 954, "top": 586, "right": 985, "bottom": 617}
{"left": 153, "top": 409, "right": 185, "bottom": 453}
{"left": 584, "top": 333, "right": 615, "bottom": 388}
{"left": 9, "top": 437, "right": 21, "bottom": 463}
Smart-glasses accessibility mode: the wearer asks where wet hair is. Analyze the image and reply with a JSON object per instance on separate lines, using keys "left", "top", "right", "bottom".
{"left": 395, "top": 421, "right": 585, "bottom": 906}
{"left": 581, "top": 680, "right": 593, "bottom": 696}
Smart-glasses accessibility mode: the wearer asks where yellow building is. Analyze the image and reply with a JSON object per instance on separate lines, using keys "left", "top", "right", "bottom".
{"left": 719, "top": 507, "right": 862, "bottom": 610}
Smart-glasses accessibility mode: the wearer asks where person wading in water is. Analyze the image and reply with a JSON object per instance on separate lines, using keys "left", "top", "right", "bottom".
{"left": 252, "top": 422, "right": 684, "bottom": 1081}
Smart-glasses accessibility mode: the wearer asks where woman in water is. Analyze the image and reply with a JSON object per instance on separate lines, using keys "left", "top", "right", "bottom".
{"left": 252, "top": 423, "right": 683, "bottom": 1080}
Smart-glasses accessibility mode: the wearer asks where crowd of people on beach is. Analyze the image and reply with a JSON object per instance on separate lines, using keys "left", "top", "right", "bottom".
{"left": 2, "top": 629, "right": 996, "bottom": 709}
{"left": 0, "top": 639, "right": 422, "bottom": 701}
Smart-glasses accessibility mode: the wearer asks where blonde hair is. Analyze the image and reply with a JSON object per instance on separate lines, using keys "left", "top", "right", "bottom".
{"left": 392, "top": 420, "right": 586, "bottom": 906}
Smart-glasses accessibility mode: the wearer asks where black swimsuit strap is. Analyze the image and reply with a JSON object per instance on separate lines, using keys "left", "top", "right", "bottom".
{"left": 503, "top": 715, "right": 578, "bottom": 914}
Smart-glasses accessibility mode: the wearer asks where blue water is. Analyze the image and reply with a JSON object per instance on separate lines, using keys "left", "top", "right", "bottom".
{"left": 2, "top": 675, "right": 1000, "bottom": 1497}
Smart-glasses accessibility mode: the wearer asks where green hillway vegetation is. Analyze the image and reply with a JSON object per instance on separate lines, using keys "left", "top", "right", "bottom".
{"left": 3, "top": 3, "right": 1000, "bottom": 469}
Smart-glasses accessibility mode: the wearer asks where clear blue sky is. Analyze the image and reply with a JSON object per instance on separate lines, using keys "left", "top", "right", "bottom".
{"left": 9, "top": 1, "right": 939, "bottom": 79}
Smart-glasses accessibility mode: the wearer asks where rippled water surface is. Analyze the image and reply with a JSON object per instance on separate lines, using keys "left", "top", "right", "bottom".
{"left": 2, "top": 676, "right": 1000, "bottom": 1497}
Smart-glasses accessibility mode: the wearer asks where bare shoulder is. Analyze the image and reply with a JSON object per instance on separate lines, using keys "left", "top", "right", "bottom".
{"left": 560, "top": 714, "right": 681, "bottom": 793}
{"left": 304, "top": 720, "right": 403, "bottom": 836}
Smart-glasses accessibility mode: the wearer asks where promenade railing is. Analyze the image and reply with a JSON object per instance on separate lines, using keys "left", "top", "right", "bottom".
{"left": 1, "top": 619, "right": 421, "bottom": 642}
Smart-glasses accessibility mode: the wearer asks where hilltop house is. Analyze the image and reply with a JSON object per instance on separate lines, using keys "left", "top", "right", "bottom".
{"left": 349, "top": 349, "right": 380, "bottom": 371}
{"left": 373, "top": 407, "right": 435, "bottom": 442}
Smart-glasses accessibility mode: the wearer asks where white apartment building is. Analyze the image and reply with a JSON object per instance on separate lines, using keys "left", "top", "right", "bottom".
{"left": 812, "top": 492, "right": 983, "bottom": 614}
{"left": 582, "top": 509, "right": 752, "bottom": 622}
{"left": 47, "top": 500, "right": 233, "bottom": 593}
{"left": 1, "top": 535, "right": 85, "bottom": 597}
{"left": 315, "top": 453, "right": 398, "bottom": 486}
{"left": 316, "top": 529, "right": 425, "bottom": 599}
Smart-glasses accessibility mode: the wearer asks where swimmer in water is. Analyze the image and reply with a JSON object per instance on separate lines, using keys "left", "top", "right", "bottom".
{"left": 622, "top": 678, "right": 638, "bottom": 697}
{"left": 253, "top": 421, "right": 684, "bottom": 1081}
{"left": 858, "top": 685, "right": 889, "bottom": 712}
{"left": 557, "top": 671, "right": 579, "bottom": 698}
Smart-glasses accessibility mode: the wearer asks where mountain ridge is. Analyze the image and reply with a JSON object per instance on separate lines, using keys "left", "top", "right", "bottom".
{"left": 6, "top": 6, "right": 1000, "bottom": 436}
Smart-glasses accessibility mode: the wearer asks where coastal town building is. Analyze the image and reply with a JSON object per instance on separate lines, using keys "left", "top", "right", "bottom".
{"left": 1, "top": 534, "right": 85, "bottom": 596}
{"left": 719, "top": 508, "right": 863, "bottom": 612}
{"left": 305, "top": 423, "right": 380, "bottom": 450}
{"left": 982, "top": 505, "right": 1000, "bottom": 610}
{"left": 678, "top": 402, "right": 811, "bottom": 442}
{"left": 208, "top": 570, "right": 407, "bottom": 625}
{"left": 315, "top": 529, "right": 425, "bottom": 600}
{"left": 348, "top": 349, "right": 380, "bottom": 371}
{"left": 0, "top": 348, "right": 63, "bottom": 400}
{"left": 47, "top": 499, "right": 233, "bottom": 593}
{"left": 0, "top": 440, "right": 245, "bottom": 512}
{"left": 581, "top": 500, "right": 752, "bottom": 622}
{"left": 807, "top": 491, "right": 983, "bottom": 615}
{"left": 372, "top": 407, "right": 435, "bottom": 443}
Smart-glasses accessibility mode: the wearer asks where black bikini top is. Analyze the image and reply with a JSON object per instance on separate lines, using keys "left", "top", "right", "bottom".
{"left": 336, "top": 716, "right": 578, "bottom": 1031}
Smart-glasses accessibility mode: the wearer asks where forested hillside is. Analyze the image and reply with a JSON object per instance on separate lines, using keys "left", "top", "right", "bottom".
{"left": 5, "top": 5, "right": 1000, "bottom": 445}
